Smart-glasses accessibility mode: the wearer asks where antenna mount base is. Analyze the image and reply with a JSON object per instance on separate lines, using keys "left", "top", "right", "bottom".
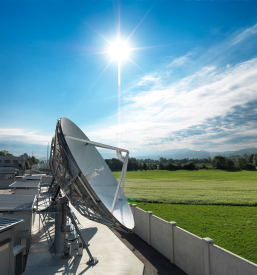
{"left": 87, "top": 257, "right": 98, "bottom": 266}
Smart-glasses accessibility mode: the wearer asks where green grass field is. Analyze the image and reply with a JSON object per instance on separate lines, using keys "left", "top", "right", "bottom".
{"left": 112, "top": 170, "right": 257, "bottom": 263}
{"left": 113, "top": 170, "right": 257, "bottom": 205}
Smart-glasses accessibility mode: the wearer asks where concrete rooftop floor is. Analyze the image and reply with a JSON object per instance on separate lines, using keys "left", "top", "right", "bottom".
{"left": 24, "top": 205, "right": 144, "bottom": 275}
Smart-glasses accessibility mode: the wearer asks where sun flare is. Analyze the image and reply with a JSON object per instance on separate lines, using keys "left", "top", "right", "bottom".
{"left": 109, "top": 40, "right": 129, "bottom": 61}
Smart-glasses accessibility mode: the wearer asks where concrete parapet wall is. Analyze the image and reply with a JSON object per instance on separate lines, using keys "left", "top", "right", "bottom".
{"left": 134, "top": 207, "right": 148, "bottom": 243}
{"left": 209, "top": 243, "right": 257, "bottom": 275}
{"left": 131, "top": 204, "right": 257, "bottom": 275}
{"left": 150, "top": 215, "right": 171, "bottom": 259}
{"left": 174, "top": 226, "right": 204, "bottom": 275}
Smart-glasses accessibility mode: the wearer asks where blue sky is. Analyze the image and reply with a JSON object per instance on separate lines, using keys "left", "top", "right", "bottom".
{"left": 1, "top": 1, "right": 257, "bottom": 158}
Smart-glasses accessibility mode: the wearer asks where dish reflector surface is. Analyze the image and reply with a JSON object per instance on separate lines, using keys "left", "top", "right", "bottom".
{"left": 53, "top": 118, "right": 134, "bottom": 231}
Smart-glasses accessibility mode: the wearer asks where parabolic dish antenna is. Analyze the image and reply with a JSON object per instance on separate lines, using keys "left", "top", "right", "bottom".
{"left": 49, "top": 118, "right": 134, "bottom": 232}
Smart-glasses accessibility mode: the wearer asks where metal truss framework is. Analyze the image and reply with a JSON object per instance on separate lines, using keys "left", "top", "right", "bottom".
{"left": 49, "top": 119, "right": 131, "bottom": 233}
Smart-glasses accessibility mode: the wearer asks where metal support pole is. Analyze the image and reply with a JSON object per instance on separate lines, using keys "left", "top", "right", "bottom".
{"left": 54, "top": 210, "right": 66, "bottom": 255}
{"left": 54, "top": 197, "right": 68, "bottom": 255}
{"left": 78, "top": 236, "right": 83, "bottom": 256}
{"left": 111, "top": 156, "right": 127, "bottom": 213}
{"left": 38, "top": 198, "right": 40, "bottom": 232}
{"left": 64, "top": 135, "right": 128, "bottom": 153}
{"left": 119, "top": 152, "right": 129, "bottom": 200}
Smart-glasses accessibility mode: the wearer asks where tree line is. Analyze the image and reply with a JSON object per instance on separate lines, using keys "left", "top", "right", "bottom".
{"left": 105, "top": 154, "right": 257, "bottom": 172}
{"left": 138, "top": 157, "right": 211, "bottom": 165}
{"left": 2, "top": 149, "right": 256, "bottom": 172}
{"left": 212, "top": 154, "right": 257, "bottom": 170}
{"left": 105, "top": 157, "right": 200, "bottom": 171}
{"left": 0, "top": 150, "right": 13, "bottom": 156}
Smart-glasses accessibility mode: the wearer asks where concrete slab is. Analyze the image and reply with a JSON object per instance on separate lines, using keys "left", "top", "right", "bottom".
{"left": 24, "top": 206, "right": 144, "bottom": 275}
{"left": 24, "top": 264, "right": 143, "bottom": 275}
{"left": 110, "top": 228, "right": 186, "bottom": 275}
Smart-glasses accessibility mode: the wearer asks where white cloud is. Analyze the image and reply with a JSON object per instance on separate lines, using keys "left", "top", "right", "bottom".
{"left": 85, "top": 23, "right": 257, "bottom": 153}
{"left": 0, "top": 128, "right": 51, "bottom": 145}
{"left": 233, "top": 23, "right": 257, "bottom": 45}
{"left": 86, "top": 57, "right": 257, "bottom": 152}
{"left": 136, "top": 75, "right": 160, "bottom": 86}
{"left": 167, "top": 55, "right": 188, "bottom": 68}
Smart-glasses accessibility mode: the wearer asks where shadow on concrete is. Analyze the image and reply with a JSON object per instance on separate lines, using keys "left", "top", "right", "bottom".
{"left": 25, "top": 224, "right": 94, "bottom": 275}
{"left": 77, "top": 265, "right": 93, "bottom": 275}
{"left": 109, "top": 228, "right": 186, "bottom": 275}
{"left": 80, "top": 227, "right": 98, "bottom": 243}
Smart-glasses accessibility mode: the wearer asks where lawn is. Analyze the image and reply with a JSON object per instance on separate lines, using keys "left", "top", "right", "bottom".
{"left": 113, "top": 170, "right": 257, "bottom": 205}
{"left": 135, "top": 203, "right": 257, "bottom": 264}
{"left": 112, "top": 169, "right": 257, "bottom": 263}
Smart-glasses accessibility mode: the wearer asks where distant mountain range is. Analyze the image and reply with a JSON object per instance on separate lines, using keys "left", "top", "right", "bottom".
{"left": 136, "top": 148, "right": 209, "bottom": 160}
{"left": 135, "top": 148, "right": 257, "bottom": 160}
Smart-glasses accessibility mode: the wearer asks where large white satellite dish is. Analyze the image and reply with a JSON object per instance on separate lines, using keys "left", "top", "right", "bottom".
{"left": 49, "top": 118, "right": 134, "bottom": 232}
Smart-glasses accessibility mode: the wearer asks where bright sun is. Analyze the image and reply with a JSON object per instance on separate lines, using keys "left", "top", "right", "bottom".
{"left": 109, "top": 40, "right": 129, "bottom": 61}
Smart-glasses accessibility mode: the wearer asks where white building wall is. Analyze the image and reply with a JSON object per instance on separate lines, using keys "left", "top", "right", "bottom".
{"left": 0, "top": 227, "right": 15, "bottom": 275}
{"left": 0, "top": 179, "right": 14, "bottom": 189}
{"left": 1, "top": 211, "right": 32, "bottom": 246}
